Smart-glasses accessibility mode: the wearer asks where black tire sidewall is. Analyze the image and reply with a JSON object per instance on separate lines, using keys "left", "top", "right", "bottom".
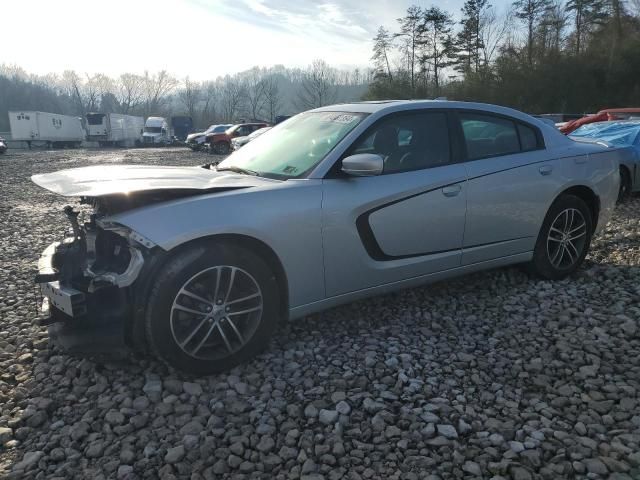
{"left": 530, "top": 194, "right": 593, "bottom": 280}
{"left": 145, "top": 242, "right": 280, "bottom": 375}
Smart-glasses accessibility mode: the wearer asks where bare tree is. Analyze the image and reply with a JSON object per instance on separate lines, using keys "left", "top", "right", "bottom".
{"left": 244, "top": 67, "right": 267, "bottom": 121}
{"left": 178, "top": 76, "right": 201, "bottom": 120}
{"left": 59, "top": 70, "right": 85, "bottom": 114}
{"left": 480, "top": 6, "right": 513, "bottom": 66}
{"left": 295, "top": 60, "right": 337, "bottom": 110}
{"left": 220, "top": 76, "right": 245, "bottom": 121}
{"left": 142, "top": 70, "right": 178, "bottom": 116}
{"left": 116, "top": 73, "right": 145, "bottom": 114}
{"left": 84, "top": 73, "right": 113, "bottom": 112}
{"left": 263, "top": 74, "right": 282, "bottom": 122}
{"left": 200, "top": 81, "right": 219, "bottom": 125}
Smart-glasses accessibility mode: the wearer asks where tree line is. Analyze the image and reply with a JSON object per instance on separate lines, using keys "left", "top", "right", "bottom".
{"left": 0, "top": 61, "right": 373, "bottom": 132}
{"left": 366, "top": 0, "right": 640, "bottom": 113}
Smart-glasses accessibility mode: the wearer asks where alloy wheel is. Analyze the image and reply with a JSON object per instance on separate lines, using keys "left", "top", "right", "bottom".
{"left": 546, "top": 208, "right": 588, "bottom": 269}
{"left": 170, "top": 266, "right": 263, "bottom": 360}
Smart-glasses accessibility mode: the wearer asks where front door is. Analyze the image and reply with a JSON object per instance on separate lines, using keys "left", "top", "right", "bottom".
{"left": 321, "top": 111, "right": 468, "bottom": 297}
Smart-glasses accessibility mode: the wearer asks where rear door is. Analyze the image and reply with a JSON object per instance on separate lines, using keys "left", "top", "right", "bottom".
{"left": 456, "top": 111, "right": 558, "bottom": 265}
{"left": 321, "top": 110, "right": 468, "bottom": 297}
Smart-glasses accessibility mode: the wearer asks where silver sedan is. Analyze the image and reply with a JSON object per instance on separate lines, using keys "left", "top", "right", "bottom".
{"left": 33, "top": 100, "right": 622, "bottom": 373}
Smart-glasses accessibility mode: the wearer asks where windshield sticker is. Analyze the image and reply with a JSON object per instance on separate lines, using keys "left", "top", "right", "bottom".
{"left": 321, "top": 113, "right": 358, "bottom": 124}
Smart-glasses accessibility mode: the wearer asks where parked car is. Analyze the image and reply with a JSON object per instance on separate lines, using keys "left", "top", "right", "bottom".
{"left": 560, "top": 108, "right": 640, "bottom": 134}
{"left": 570, "top": 120, "right": 640, "bottom": 201}
{"left": 32, "top": 100, "right": 623, "bottom": 374}
{"left": 0, "top": 136, "right": 7, "bottom": 154}
{"left": 206, "top": 123, "right": 269, "bottom": 154}
{"left": 186, "top": 124, "right": 232, "bottom": 151}
{"left": 231, "top": 126, "right": 271, "bottom": 150}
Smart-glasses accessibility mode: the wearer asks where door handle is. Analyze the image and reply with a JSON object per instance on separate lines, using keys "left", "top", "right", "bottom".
{"left": 442, "top": 184, "right": 462, "bottom": 197}
{"left": 539, "top": 165, "right": 553, "bottom": 176}
{"left": 574, "top": 157, "right": 587, "bottom": 165}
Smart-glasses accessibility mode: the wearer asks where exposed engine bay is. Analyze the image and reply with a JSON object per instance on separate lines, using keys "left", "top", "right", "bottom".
{"left": 34, "top": 197, "right": 168, "bottom": 353}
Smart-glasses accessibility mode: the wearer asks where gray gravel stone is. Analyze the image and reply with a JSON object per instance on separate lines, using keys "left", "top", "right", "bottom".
{"left": 164, "top": 445, "right": 185, "bottom": 463}
{"left": 2, "top": 150, "right": 640, "bottom": 480}
{"left": 335, "top": 400, "right": 351, "bottom": 415}
{"left": 318, "top": 409, "right": 338, "bottom": 425}
{"left": 436, "top": 424, "right": 458, "bottom": 439}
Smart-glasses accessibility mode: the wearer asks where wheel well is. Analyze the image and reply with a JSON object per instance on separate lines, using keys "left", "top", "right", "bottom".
{"left": 128, "top": 234, "right": 290, "bottom": 350}
{"left": 173, "top": 234, "right": 289, "bottom": 317}
{"left": 620, "top": 164, "right": 631, "bottom": 183}
{"left": 560, "top": 185, "right": 600, "bottom": 231}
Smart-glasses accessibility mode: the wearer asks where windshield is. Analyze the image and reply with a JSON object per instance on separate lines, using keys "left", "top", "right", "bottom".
{"left": 206, "top": 124, "right": 229, "bottom": 134}
{"left": 144, "top": 126, "right": 162, "bottom": 133}
{"left": 217, "top": 112, "right": 366, "bottom": 179}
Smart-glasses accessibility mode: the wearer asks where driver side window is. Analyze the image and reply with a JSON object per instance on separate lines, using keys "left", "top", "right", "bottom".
{"left": 351, "top": 112, "right": 451, "bottom": 174}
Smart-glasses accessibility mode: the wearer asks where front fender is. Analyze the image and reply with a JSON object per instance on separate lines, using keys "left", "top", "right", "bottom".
{"left": 108, "top": 180, "right": 325, "bottom": 308}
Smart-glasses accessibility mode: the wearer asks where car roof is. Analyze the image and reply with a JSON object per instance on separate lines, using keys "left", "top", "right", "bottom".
{"left": 311, "top": 99, "right": 534, "bottom": 117}
{"left": 310, "top": 99, "right": 572, "bottom": 148}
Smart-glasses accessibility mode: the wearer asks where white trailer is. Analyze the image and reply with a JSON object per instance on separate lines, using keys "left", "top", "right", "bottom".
{"left": 86, "top": 113, "right": 144, "bottom": 147}
{"left": 8, "top": 111, "right": 85, "bottom": 148}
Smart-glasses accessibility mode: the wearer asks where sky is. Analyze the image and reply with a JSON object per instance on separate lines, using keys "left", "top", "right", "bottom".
{"left": 3, "top": 0, "right": 477, "bottom": 81}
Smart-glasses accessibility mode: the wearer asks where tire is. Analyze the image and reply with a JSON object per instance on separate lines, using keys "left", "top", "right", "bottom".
{"left": 145, "top": 242, "right": 280, "bottom": 374}
{"left": 214, "top": 141, "right": 230, "bottom": 155}
{"left": 529, "top": 194, "right": 593, "bottom": 280}
{"left": 617, "top": 167, "right": 631, "bottom": 204}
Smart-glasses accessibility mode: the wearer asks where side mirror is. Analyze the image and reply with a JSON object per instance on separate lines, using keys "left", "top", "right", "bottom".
{"left": 341, "top": 154, "right": 384, "bottom": 177}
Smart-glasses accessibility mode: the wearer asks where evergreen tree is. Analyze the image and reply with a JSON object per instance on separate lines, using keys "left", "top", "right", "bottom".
{"left": 395, "top": 5, "right": 424, "bottom": 94}
{"left": 455, "top": 0, "right": 488, "bottom": 74}
{"left": 566, "top": 0, "right": 609, "bottom": 54}
{"left": 422, "top": 7, "right": 455, "bottom": 92}
{"left": 514, "top": 0, "right": 552, "bottom": 64}
{"left": 372, "top": 27, "right": 394, "bottom": 81}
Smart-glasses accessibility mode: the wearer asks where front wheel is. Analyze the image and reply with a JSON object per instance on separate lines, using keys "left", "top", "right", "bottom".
{"left": 529, "top": 194, "right": 593, "bottom": 280}
{"left": 145, "top": 242, "right": 280, "bottom": 374}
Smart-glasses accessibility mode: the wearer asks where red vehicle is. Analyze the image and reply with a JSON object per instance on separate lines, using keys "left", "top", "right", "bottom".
{"left": 206, "top": 123, "right": 269, "bottom": 154}
{"left": 560, "top": 108, "right": 640, "bottom": 134}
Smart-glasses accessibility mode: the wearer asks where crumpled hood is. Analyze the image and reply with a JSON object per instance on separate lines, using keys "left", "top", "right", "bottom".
{"left": 31, "top": 164, "right": 278, "bottom": 197}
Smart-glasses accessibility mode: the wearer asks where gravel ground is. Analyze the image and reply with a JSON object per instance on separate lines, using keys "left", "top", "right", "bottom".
{"left": 0, "top": 147, "right": 639, "bottom": 480}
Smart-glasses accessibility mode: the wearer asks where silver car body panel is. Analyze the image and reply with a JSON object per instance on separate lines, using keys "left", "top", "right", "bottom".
{"left": 31, "top": 164, "right": 278, "bottom": 197}
{"left": 33, "top": 101, "right": 620, "bottom": 321}
{"left": 571, "top": 134, "right": 640, "bottom": 193}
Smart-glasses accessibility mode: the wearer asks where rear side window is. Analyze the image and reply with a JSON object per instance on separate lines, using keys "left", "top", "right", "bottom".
{"left": 518, "top": 124, "right": 538, "bottom": 151}
{"left": 459, "top": 113, "right": 541, "bottom": 160}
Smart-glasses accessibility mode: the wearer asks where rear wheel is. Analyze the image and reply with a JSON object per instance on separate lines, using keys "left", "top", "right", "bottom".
{"left": 145, "top": 242, "right": 280, "bottom": 374}
{"left": 529, "top": 194, "right": 593, "bottom": 280}
{"left": 617, "top": 167, "right": 631, "bottom": 203}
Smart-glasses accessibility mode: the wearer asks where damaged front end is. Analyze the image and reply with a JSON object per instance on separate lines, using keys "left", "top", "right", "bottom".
{"left": 35, "top": 203, "right": 156, "bottom": 352}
